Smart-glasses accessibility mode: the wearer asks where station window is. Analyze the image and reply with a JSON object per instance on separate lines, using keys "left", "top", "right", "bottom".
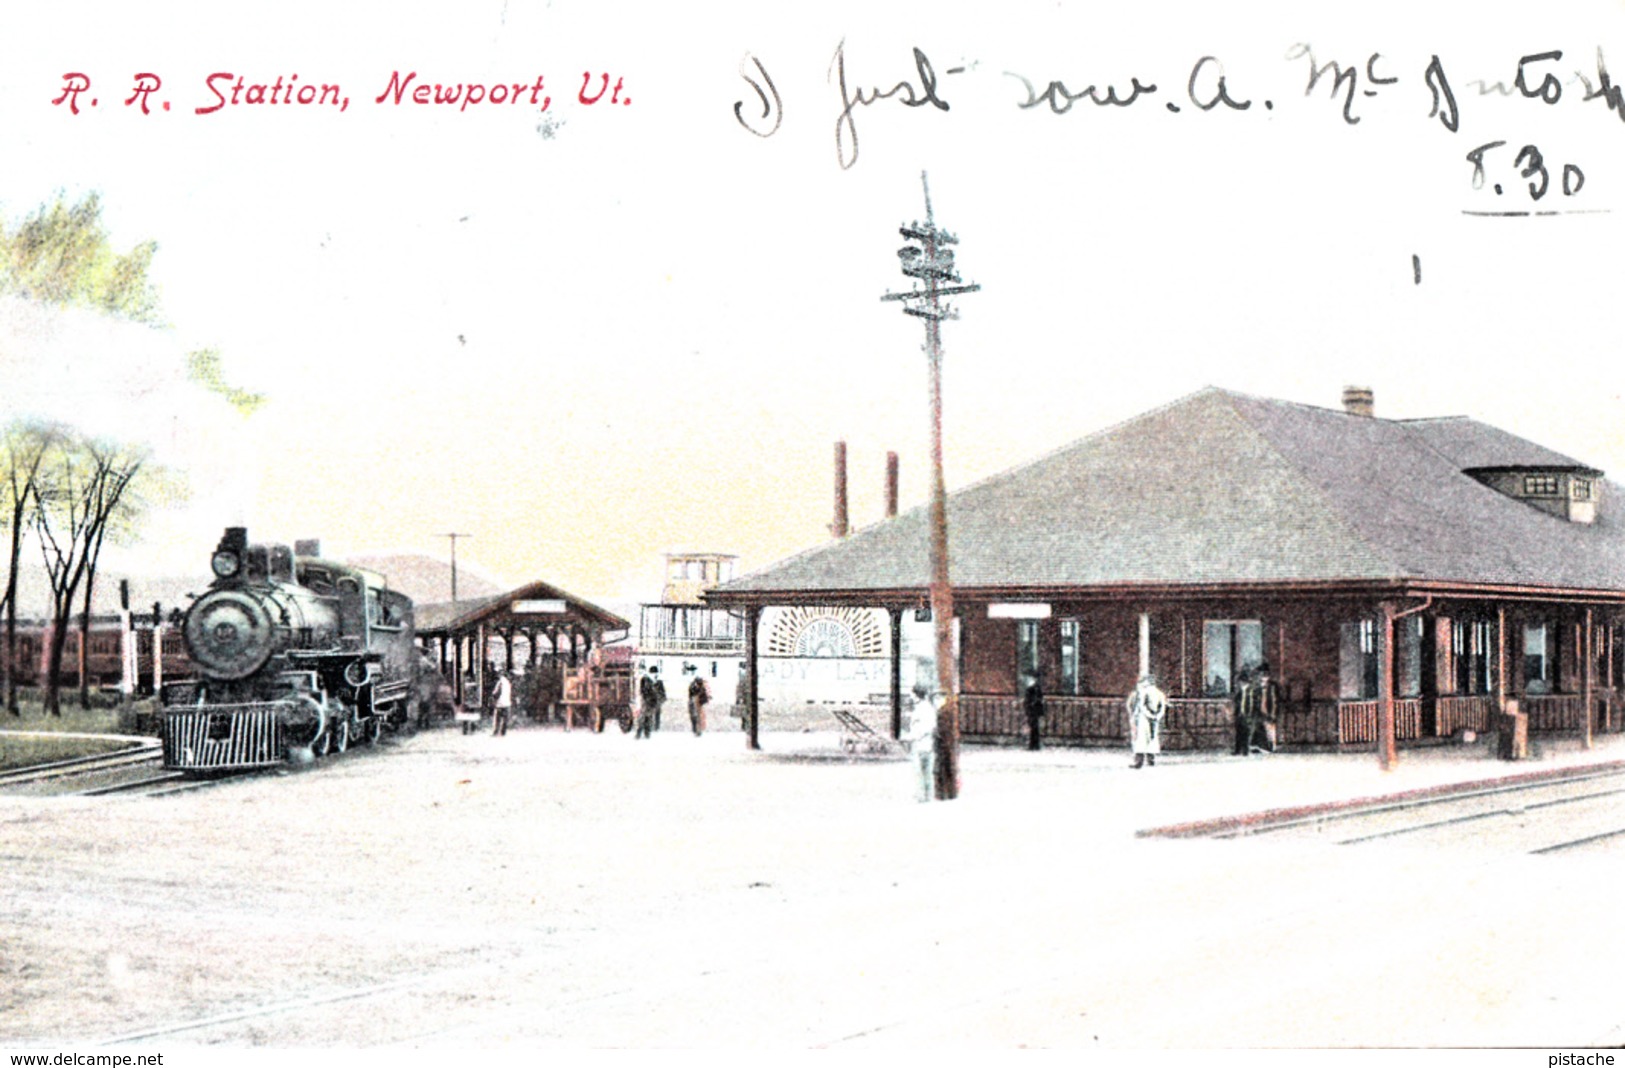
{"left": 1396, "top": 615, "right": 1423, "bottom": 698}
{"left": 1206, "top": 620, "right": 1264, "bottom": 697}
{"left": 1015, "top": 620, "right": 1040, "bottom": 684}
{"left": 1448, "top": 618, "right": 1494, "bottom": 695}
{"left": 1573, "top": 478, "right": 1592, "bottom": 501}
{"left": 1059, "top": 619, "right": 1083, "bottom": 696}
{"left": 1338, "top": 620, "right": 1379, "bottom": 700}
{"left": 1524, "top": 622, "right": 1553, "bottom": 694}
{"left": 1523, "top": 474, "right": 1560, "bottom": 496}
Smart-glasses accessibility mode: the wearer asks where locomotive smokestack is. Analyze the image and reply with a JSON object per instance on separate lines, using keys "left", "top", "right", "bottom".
{"left": 832, "top": 440, "right": 849, "bottom": 539}
{"left": 885, "top": 451, "right": 899, "bottom": 519}
{"left": 218, "top": 527, "right": 247, "bottom": 554}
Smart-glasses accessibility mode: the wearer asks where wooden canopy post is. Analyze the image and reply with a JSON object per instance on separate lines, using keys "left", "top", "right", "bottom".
{"left": 745, "top": 605, "right": 761, "bottom": 751}
{"left": 1378, "top": 602, "right": 1397, "bottom": 771}
{"left": 1138, "top": 612, "right": 1151, "bottom": 680}
{"left": 1583, "top": 607, "right": 1595, "bottom": 749}
{"left": 889, "top": 606, "right": 904, "bottom": 740}
{"left": 454, "top": 634, "right": 466, "bottom": 707}
{"left": 1496, "top": 607, "right": 1508, "bottom": 713}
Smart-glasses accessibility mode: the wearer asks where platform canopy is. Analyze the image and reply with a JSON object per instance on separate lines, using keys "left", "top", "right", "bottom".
{"left": 416, "top": 580, "right": 630, "bottom": 643}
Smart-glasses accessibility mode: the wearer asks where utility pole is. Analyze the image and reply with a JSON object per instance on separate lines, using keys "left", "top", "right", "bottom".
{"left": 881, "top": 171, "right": 980, "bottom": 800}
{"left": 437, "top": 533, "right": 472, "bottom": 603}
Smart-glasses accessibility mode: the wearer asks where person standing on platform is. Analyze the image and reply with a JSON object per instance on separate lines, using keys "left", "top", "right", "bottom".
{"left": 636, "top": 666, "right": 660, "bottom": 739}
{"left": 490, "top": 670, "right": 513, "bottom": 736}
{"left": 686, "top": 667, "right": 711, "bottom": 736}
{"left": 903, "top": 688, "right": 940, "bottom": 802}
{"left": 1232, "top": 666, "right": 1255, "bottom": 756}
{"left": 1239, "top": 661, "right": 1282, "bottom": 754}
{"left": 1023, "top": 672, "right": 1046, "bottom": 751}
{"left": 1127, "top": 673, "right": 1168, "bottom": 768}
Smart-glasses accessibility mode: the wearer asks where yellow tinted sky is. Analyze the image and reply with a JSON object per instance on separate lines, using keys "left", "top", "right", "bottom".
{"left": 3, "top": 0, "right": 1623, "bottom": 599}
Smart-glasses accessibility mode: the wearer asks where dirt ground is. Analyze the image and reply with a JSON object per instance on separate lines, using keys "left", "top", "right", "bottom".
{"left": 2, "top": 720, "right": 1622, "bottom": 1051}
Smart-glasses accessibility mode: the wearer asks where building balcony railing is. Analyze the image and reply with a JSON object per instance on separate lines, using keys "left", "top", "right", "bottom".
{"left": 958, "top": 694, "right": 1232, "bottom": 750}
{"left": 959, "top": 689, "right": 1623, "bottom": 750}
{"left": 635, "top": 636, "right": 746, "bottom": 656}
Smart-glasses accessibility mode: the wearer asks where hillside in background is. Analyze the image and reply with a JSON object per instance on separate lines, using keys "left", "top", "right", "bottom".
{"left": 3, "top": 553, "right": 505, "bottom": 622}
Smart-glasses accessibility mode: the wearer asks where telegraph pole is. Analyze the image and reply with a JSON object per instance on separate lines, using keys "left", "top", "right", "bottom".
{"left": 437, "top": 533, "right": 472, "bottom": 603}
{"left": 881, "top": 172, "right": 980, "bottom": 800}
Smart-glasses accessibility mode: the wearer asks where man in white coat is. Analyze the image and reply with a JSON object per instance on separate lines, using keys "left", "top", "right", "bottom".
{"left": 491, "top": 670, "right": 514, "bottom": 737}
{"left": 903, "top": 689, "right": 940, "bottom": 802}
{"left": 1127, "top": 673, "right": 1168, "bottom": 768}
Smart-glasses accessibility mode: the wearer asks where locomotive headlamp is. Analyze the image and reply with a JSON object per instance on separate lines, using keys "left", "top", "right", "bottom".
{"left": 211, "top": 550, "right": 242, "bottom": 579}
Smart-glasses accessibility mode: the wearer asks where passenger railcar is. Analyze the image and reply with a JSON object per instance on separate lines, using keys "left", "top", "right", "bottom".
{"left": 160, "top": 527, "right": 419, "bottom": 772}
{"left": 0, "top": 621, "right": 189, "bottom": 693}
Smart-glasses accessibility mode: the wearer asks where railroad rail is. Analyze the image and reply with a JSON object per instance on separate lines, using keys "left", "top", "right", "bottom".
{"left": 1150, "top": 767, "right": 1625, "bottom": 856}
{"left": 0, "top": 737, "right": 252, "bottom": 797}
{"left": 0, "top": 742, "right": 162, "bottom": 789}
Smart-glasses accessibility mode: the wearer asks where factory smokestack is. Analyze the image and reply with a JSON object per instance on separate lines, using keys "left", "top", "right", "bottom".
{"left": 832, "top": 440, "right": 849, "bottom": 538}
{"left": 885, "top": 451, "right": 899, "bottom": 518}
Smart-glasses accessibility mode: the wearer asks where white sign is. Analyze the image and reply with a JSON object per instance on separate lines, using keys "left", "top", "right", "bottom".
{"left": 987, "top": 603, "right": 1052, "bottom": 620}
{"left": 513, "top": 599, "right": 568, "bottom": 615}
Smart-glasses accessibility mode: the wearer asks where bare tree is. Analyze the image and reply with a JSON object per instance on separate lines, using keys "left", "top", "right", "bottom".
{"left": 33, "top": 434, "right": 146, "bottom": 715}
{"left": 1, "top": 421, "right": 61, "bottom": 714}
{"left": 73, "top": 461, "right": 183, "bottom": 707}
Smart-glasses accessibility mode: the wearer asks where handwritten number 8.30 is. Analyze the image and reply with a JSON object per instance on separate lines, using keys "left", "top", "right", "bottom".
{"left": 1466, "top": 141, "right": 1585, "bottom": 201}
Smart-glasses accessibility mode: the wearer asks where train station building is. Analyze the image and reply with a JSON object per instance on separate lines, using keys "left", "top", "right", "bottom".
{"left": 707, "top": 387, "right": 1625, "bottom": 762}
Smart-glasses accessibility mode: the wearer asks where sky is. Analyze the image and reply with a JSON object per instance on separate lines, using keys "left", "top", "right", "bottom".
{"left": 1, "top": 0, "right": 1622, "bottom": 601}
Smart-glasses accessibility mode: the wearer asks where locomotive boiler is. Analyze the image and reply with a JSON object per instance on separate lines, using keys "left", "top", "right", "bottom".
{"left": 160, "top": 527, "right": 419, "bottom": 771}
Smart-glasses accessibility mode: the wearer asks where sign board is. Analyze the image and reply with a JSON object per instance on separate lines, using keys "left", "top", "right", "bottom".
{"left": 987, "top": 603, "right": 1052, "bottom": 620}
{"left": 513, "top": 599, "right": 568, "bottom": 615}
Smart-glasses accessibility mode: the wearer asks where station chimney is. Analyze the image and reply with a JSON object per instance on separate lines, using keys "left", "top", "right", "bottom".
{"left": 1342, "top": 386, "right": 1375, "bottom": 418}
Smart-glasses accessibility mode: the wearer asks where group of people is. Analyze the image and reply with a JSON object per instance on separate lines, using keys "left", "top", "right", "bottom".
{"left": 453, "top": 661, "right": 717, "bottom": 740}
{"left": 1017, "top": 669, "right": 1171, "bottom": 768}
{"left": 1231, "top": 662, "right": 1281, "bottom": 756}
{"left": 1008, "top": 661, "right": 1283, "bottom": 770}
{"left": 635, "top": 664, "right": 711, "bottom": 738}
{"left": 455, "top": 658, "right": 1281, "bottom": 773}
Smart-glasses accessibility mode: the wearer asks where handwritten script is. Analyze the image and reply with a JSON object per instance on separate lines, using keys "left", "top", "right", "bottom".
{"left": 736, "top": 41, "right": 1625, "bottom": 213}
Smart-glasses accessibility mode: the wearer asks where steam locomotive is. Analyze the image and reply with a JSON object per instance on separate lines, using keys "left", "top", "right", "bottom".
{"left": 160, "top": 527, "right": 420, "bottom": 772}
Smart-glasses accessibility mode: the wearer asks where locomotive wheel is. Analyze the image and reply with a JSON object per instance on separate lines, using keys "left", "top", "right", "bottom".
{"left": 333, "top": 718, "right": 350, "bottom": 753}
{"left": 312, "top": 729, "right": 331, "bottom": 758}
{"left": 363, "top": 715, "right": 382, "bottom": 745}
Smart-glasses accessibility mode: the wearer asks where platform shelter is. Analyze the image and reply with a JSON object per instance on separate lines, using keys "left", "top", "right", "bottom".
{"left": 416, "top": 581, "right": 629, "bottom": 709}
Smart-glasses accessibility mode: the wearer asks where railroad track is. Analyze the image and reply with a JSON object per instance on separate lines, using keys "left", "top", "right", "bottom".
{"left": 0, "top": 740, "right": 247, "bottom": 797}
{"left": 0, "top": 743, "right": 163, "bottom": 789}
{"left": 1213, "top": 768, "right": 1625, "bottom": 855}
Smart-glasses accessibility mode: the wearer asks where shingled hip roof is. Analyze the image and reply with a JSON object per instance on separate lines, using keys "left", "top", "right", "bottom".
{"left": 711, "top": 387, "right": 1625, "bottom": 599}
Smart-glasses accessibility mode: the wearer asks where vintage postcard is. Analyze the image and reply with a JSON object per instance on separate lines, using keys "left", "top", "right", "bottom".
{"left": 2, "top": 0, "right": 1623, "bottom": 1059}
